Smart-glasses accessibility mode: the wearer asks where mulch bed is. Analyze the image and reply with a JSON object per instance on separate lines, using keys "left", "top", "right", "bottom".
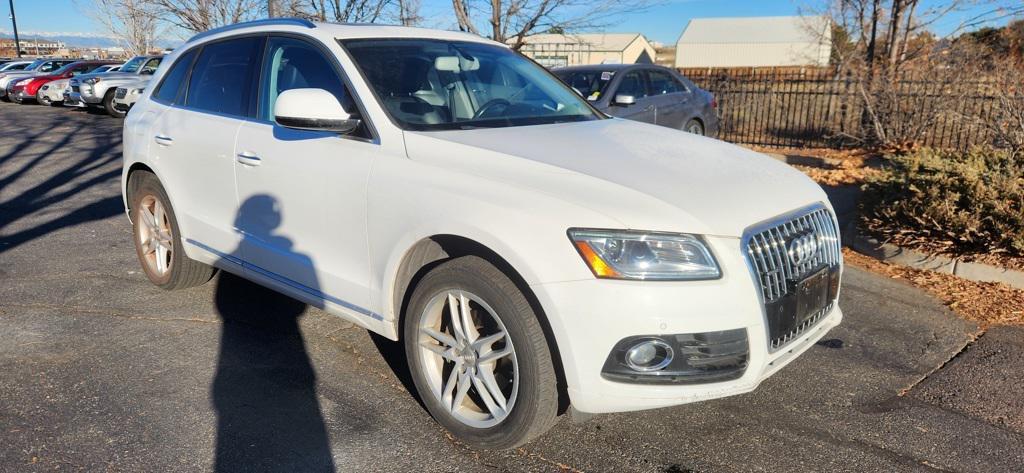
{"left": 843, "top": 248, "right": 1024, "bottom": 327}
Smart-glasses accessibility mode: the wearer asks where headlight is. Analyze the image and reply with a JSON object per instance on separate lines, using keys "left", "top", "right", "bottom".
{"left": 85, "top": 77, "right": 101, "bottom": 85}
{"left": 132, "top": 88, "right": 145, "bottom": 94}
{"left": 15, "top": 78, "right": 31, "bottom": 86}
{"left": 568, "top": 229, "right": 720, "bottom": 280}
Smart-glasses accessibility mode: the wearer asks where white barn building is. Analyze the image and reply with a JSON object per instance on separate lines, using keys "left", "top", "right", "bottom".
{"left": 675, "top": 16, "right": 832, "bottom": 68}
{"left": 515, "top": 33, "right": 656, "bottom": 68}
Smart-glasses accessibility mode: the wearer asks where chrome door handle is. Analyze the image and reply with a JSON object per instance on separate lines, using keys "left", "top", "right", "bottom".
{"left": 236, "top": 152, "right": 261, "bottom": 166}
{"left": 154, "top": 135, "right": 173, "bottom": 146}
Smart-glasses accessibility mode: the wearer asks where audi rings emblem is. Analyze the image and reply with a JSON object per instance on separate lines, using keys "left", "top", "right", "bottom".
{"left": 787, "top": 232, "right": 820, "bottom": 266}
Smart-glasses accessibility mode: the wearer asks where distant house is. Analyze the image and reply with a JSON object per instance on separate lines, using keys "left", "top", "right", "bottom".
{"left": 675, "top": 16, "right": 832, "bottom": 68}
{"left": 515, "top": 33, "right": 656, "bottom": 68}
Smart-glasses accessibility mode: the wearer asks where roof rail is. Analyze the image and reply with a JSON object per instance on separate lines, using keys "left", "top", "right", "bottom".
{"left": 187, "top": 18, "right": 316, "bottom": 43}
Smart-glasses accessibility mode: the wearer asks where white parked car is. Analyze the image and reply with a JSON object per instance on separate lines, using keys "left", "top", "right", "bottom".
{"left": 111, "top": 78, "right": 149, "bottom": 115}
{"left": 37, "top": 78, "right": 69, "bottom": 106}
{"left": 122, "top": 19, "right": 843, "bottom": 449}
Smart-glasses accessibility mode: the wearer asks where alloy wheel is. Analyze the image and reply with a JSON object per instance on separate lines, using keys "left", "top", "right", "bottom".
{"left": 136, "top": 194, "right": 174, "bottom": 276}
{"left": 417, "top": 290, "right": 518, "bottom": 428}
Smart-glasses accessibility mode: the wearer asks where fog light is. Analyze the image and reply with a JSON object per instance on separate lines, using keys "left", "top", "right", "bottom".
{"left": 624, "top": 339, "right": 673, "bottom": 372}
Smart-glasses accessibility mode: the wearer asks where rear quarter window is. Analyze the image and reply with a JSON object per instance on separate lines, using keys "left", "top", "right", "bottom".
{"left": 153, "top": 49, "right": 199, "bottom": 105}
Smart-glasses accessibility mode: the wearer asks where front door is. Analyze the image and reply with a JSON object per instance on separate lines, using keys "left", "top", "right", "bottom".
{"left": 233, "top": 35, "right": 376, "bottom": 318}
{"left": 607, "top": 70, "right": 656, "bottom": 124}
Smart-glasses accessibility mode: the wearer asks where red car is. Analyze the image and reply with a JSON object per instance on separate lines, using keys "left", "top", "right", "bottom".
{"left": 9, "top": 60, "right": 120, "bottom": 104}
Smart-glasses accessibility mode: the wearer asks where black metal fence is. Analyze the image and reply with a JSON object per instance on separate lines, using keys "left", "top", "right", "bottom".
{"left": 681, "top": 68, "right": 1015, "bottom": 150}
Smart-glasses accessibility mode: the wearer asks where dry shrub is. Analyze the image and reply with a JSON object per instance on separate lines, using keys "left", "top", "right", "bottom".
{"left": 861, "top": 147, "right": 1024, "bottom": 257}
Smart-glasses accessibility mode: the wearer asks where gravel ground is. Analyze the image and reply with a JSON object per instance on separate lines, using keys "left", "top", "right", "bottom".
{"left": 1, "top": 103, "right": 1022, "bottom": 472}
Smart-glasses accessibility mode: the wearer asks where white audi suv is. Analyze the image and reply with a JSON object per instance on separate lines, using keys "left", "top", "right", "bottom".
{"left": 122, "top": 19, "right": 843, "bottom": 449}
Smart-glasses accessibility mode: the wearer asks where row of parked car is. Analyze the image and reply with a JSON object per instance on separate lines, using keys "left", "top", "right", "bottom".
{"left": 0, "top": 55, "right": 162, "bottom": 118}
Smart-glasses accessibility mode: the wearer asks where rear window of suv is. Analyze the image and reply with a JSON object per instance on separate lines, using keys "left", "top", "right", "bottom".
{"left": 153, "top": 49, "right": 199, "bottom": 104}
{"left": 184, "top": 37, "right": 263, "bottom": 117}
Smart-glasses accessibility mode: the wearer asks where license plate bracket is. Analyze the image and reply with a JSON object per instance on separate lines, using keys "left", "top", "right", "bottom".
{"left": 764, "top": 265, "right": 837, "bottom": 346}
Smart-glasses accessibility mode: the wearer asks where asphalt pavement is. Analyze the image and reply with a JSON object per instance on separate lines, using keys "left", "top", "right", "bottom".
{"left": 1, "top": 103, "right": 1022, "bottom": 472}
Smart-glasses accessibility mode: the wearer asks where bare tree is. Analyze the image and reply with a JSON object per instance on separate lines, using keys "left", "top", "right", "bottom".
{"left": 79, "top": 0, "right": 166, "bottom": 56}
{"left": 289, "top": 0, "right": 417, "bottom": 24}
{"left": 449, "top": 0, "right": 656, "bottom": 50}
{"left": 808, "top": 0, "right": 1024, "bottom": 148}
{"left": 151, "top": 0, "right": 264, "bottom": 32}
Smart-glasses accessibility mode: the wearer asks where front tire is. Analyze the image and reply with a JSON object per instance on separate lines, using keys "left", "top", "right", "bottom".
{"left": 403, "top": 256, "right": 559, "bottom": 449}
{"left": 129, "top": 172, "right": 215, "bottom": 290}
{"left": 104, "top": 90, "right": 125, "bottom": 118}
{"left": 37, "top": 91, "right": 51, "bottom": 106}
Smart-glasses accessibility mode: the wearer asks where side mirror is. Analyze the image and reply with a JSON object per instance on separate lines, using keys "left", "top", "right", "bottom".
{"left": 613, "top": 94, "right": 636, "bottom": 106}
{"left": 140, "top": 69, "right": 154, "bottom": 75}
{"left": 274, "top": 88, "right": 361, "bottom": 134}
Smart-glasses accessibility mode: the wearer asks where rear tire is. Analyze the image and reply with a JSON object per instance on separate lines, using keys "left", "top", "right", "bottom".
{"left": 104, "top": 90, "right": 125, "bottom": 118}
{"left": 129, "top": 172, "right": 216, "bottom": 290}
{"left": 684, "top": 119, "right": 704, "bottom": 135}
{"left": 37, "top": 91, "right": 51, "bottom": 106}
{"left": 403, "top": 256, "right": 559, "bottom": 449}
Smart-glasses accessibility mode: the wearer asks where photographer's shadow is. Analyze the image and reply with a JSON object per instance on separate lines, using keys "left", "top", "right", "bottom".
{"left": 211, "top": 195, "right": 334, "bottom": 472}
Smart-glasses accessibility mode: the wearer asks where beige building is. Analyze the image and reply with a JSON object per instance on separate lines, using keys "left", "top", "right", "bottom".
{"left": 0, "top": 38, "right": 67, "bottom": 57}
{"left": 675, "top": 16, "right": 832, "bottom": 68}
{"left": 515, "top": 33, "right": 656, "bottom": 68}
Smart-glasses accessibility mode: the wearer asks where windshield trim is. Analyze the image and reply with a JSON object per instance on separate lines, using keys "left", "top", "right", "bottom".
{"left": 337, "top": 37, "right": 607, "bottom": 132}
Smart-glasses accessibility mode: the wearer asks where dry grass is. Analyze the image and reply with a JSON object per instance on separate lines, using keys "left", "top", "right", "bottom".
{"left": 843, "top": 248, "right": 1024, "bottom": 327}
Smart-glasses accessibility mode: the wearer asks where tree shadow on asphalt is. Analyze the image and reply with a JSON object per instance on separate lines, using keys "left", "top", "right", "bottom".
{"left": 210, "top": 195, "right": 335, "bottom": 472}
{"left": 0, "top": 112, "right": 124, "bottom": 254}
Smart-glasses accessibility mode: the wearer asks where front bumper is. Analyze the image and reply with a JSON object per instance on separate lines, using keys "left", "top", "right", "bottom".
{"left": 70, "top": 86, "right": 103, "bottom": 105}
{"left": 532, "top": 234, "right": 842, "bottom": 414}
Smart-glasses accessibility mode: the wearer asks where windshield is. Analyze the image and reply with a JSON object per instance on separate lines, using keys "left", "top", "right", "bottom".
{"left": 554, "top": 69, "right": 615, "bottom": 102}
{"left": 342, "top": 39, "right": 601, "bottom": 130}
{"left": 119, "top": 56, "right": 147, "bottom": 73}
{"left": 24, "top": 59, "right": 46, "bottom": 71}
{"left": 0, "top": 62, "right": 28, "bottom": 71}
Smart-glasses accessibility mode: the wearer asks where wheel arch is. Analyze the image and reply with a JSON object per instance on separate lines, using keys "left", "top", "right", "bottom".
{"left": 124, "top": 162, "right": 157, "bottom": 216}
{"left": 390, "top": 234, "right": 571, "bottom": 414}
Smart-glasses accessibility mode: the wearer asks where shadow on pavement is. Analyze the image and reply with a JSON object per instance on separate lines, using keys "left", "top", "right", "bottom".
{"left": 0, "top": 115, "right": 123, "bottom": 254}
{"left": 211, "top": 195, "right": 335, "bottom": 472}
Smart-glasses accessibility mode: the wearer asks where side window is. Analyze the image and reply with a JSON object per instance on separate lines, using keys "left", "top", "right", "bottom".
{"left": 39, "top": 62, "right": 57, "bottom": 73}
{"left": 140, "top": 58, "right": 162, "bottom": 75}
{"left": 153, "top": 49, "right": 199, "bottom": 105}
{"left": 646, "top": 70, "right": 684, "bottom": 95}
{"left": 616, "top": 71, "right": 647, "bottom": 99}
{"left": 185, "top": 37, "right": 263, "bottom": 117}
{"left": 260, "top": 36, "right": 358, "bottom": 123}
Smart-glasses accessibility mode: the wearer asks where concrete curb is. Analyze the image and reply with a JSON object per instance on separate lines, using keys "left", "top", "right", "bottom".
{"left": 844, "top": 226, "right": 1024, "bottom": 290}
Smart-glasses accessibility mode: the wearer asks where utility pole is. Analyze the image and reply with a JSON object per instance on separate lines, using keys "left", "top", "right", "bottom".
{"left": 7, "top": 0, "right": 21, "bottom": 58}
{"left": 267, "top": 0, "right": 275, "bottom": 18}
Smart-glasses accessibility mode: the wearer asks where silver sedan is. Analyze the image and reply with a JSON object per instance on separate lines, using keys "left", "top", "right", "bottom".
{"left": 553, "top": 64, "right": 719, "bottom": 137}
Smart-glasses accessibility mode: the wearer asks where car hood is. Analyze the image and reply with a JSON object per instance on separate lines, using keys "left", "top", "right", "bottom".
{"left": 403, "top": 118, "right": 829, "bottom": 237}
{"left": 118, "top": 77, "right": 152, "bottom": 88}
{"left": 73, "top": 71, "right": 141, "bottom": 83}
{"left": 0, "top": 70, "right": 41, "bottom": 85}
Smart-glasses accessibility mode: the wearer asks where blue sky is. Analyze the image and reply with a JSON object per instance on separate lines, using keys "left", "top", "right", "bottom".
{"left": 3, "top": 0, "right": 1021, "bottom": 45}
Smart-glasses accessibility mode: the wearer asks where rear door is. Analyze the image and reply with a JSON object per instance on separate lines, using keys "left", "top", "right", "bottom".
{"left": 607, "top": 70, "right": 656, "bottom": 124}
{"left": 147, "top": 36, "right": 264, "bottom": 260}
{"left": 646, "top": 69, "right": 692, "bottom": 129}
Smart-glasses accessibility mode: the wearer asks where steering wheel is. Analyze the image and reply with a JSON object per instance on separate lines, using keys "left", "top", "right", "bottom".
{"left": 473, "top": 98, "right": 512, "bottom": 119}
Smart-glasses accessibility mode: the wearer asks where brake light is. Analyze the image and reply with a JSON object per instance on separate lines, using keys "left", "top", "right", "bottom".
{"left": 711, "top": 96, "right": 718, "bottom": 109}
